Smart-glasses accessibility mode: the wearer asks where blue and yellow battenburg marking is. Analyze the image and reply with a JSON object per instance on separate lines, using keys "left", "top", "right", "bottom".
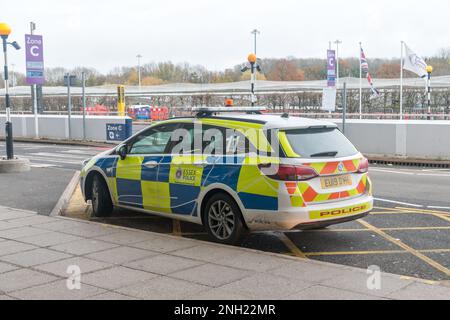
{"left": 91, "top": 153, "right": 281, "bottom": 217}
{"left": 84, "top": 119, "right": 282, "bottom": 217}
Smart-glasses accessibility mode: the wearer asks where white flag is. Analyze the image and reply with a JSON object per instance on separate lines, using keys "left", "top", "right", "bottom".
{"left": 403, "top": 44, "right": 427, "bottom": 78}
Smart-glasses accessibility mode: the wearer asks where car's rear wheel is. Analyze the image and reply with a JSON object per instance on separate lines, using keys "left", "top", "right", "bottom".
{"left": 203, "top": 193, "right": 247, "bottom": 245}
{"left": 91, "top": 175, "right": 113, "bottom": 217}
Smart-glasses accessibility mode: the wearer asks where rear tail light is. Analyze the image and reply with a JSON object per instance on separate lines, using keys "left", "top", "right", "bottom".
{"left": 258, "top": 164, "right": 318, "bottom": 181}
{"left": 357, "top": 158, "right": 369, "bottom": 173}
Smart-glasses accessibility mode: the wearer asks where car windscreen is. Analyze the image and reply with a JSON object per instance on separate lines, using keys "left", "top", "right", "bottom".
{"left": 284, "top": 127, "right": 358, "bottom": 158}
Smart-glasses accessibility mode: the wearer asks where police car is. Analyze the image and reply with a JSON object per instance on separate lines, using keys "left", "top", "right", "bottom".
{"left": 80, "top": 107, "right": 373, "bottom": 245}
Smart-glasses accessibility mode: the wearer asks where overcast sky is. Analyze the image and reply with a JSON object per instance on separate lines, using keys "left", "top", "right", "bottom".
{"left": 4, "top": 0, "right": 449, "bottom": 73}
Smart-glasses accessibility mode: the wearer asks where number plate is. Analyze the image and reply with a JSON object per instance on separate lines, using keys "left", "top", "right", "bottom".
{"left": 320, "top": 175, "right": 352, "bottom": 189}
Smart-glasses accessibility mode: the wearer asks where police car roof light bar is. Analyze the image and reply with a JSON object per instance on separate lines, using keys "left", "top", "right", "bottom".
{"left": 192, "top": 106, "right": 266, "bottom": 117}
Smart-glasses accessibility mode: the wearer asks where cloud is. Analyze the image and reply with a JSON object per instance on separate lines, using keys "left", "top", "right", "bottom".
{"left": 3, "top": 0, "right": 449, "bottom": 74}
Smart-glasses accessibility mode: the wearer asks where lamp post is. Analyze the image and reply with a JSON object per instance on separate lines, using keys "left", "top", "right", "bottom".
{"left": 426, "top": 65, "right": 433, "bottom": 120}
{"left": 251, "top": 29, "right": 260, "bottom": 55}
{"left": 241, "top": 54, "right": 262, "bottom": 106}
{"left": 248, "top": 53, "right": 257, "bottom": 106}
{"left": 136, "top": 54, "right": 142, "bottom": 89}
{"left": 11, "top": 63, "right": 15, "bottom": 87}
{"left": 334, "top": 40, "right": 342, "bottom": 86}
{"left": 0, "top": 22, "right": 20, "bottom": 160}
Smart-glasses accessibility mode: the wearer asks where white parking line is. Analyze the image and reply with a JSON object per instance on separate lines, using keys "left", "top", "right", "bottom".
{"left": 371, "top": 167, "right": 450, "bottom": 177}
{"left": 30, "top": 163, "right": 60, "bottom": 168}
{"left": 370, "top": 168, "right": 415, "bottom": 175}
{"left": 427, "top": 206, "right": 450, "bottom": 210}
{"left": 30, "top": 152, "right": 89, "bottom": 159}
{"left": 374, "top": 198, "right": 424, "bottom": 208}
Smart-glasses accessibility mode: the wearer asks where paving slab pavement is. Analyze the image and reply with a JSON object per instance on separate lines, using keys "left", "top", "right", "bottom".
{"left": 0, "top": 205, "right": 449, "bottom": 300}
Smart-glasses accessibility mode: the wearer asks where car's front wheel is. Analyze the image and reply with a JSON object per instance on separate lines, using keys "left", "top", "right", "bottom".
{"left": 203, "top": 193, "right": 247, "bottom": 245}
{"left": 90, "top": 175, "right": 113, "bottom": 217}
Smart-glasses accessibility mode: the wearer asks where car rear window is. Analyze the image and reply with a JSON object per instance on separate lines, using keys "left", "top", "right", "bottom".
{"left": 284, "top": 127, "right": 358, "bottom": 158}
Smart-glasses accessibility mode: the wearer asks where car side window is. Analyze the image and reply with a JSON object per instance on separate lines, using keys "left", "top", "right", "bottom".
{"left": 204, "top": 126, "right": 249, "bottom": 155}
{"left": 128, "top": 123, "right": 179, "bottom": 155}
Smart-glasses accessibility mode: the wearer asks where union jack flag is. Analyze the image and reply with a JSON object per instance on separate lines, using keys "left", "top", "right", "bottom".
{"left": 367, "top": 73, "right": 380, "bottom": 98}
{"left": 360, "top": 48, "right": 369, "bottom": 73}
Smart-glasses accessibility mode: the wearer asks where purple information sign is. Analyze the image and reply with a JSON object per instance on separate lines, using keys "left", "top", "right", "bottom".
{"left": 25, "top": 34, "right": 44, "bottom": 85}
{"left": 327, "top": 50, "right": 336, "bottom": 87}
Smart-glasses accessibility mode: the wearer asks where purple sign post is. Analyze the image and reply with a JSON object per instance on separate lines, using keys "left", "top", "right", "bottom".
{"left": 25, "top": 34, "right": 44, "bottom": 85}
{"left": 327, "top": 50, "right": 336, "bottom": 87}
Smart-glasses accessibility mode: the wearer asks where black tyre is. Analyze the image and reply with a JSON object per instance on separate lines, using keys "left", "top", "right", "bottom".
{"left": 91, "top": 175, "right": 113, "bottom": 217}
{"left": 203, "top": 193, "right": 247, "bottom": 245}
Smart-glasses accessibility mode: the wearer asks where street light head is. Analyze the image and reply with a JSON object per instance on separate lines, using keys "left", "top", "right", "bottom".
{"left": 10, "top": 41, "right": 20, "bottom": 50}
{"left": 426, "top": 65, "right": 433, "bottom": 73}
{"left": 241, "top": 66, "right": 249, "bottom": 73}
{"left": 248, "top": 53, "right": 257, "bottom": 64}
{"left": 0, "top": 22, "right": 11, "bottom": 37}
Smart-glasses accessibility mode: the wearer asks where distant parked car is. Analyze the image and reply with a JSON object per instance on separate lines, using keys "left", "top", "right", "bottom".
{"left": 127, "top": 105, "right": 169, "bottom": 121}
{"left": 86, "top": 104, "right": 110, "bottom": 116}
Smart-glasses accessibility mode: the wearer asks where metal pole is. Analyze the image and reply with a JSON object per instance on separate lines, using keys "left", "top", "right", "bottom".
{"left": 136, "top": 54, "right": 142, "bottom": 89}
{"left": 343, "top": 81, "right": 347, "bottom": 135}
{"left": 250, "top": 62, "right": 256, "bottom": 106}
{"left": 359, "top": 42, "right": 362, "bottom": 119}
{"left": 2, "top": 36, "right": 13, "bottom": 159}
{"left": 82, "top": 71, "right": 86, "bottom": 140}
{"left": 251, "top": 29, "right": 260, "bottom": 55}
{"left": 31, "top": 22, "right": 38, "bottom": 138}
{"left": 10, "top": 63, "right": 15, "bottom": 87}
{"left": 427, "top": 71, "right": 432, "bottom": 120}
{"left": 67, "top": 74, "right": 72, "bottom": 140}
{"left": 400, "top": 41, "right": 404, "bottom": 120}
{"left": 335, "top": 40, "right": 341, "bottom": 87}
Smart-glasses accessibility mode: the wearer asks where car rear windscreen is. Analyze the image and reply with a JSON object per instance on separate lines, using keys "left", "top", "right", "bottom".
{"left": 284, "top": 127, "right": 358, "bottom": 158}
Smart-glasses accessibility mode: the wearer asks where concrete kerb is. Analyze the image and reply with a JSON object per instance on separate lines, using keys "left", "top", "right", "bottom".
{"left": 50, "top": 171, "right": 81, "bottom": 217}
{"left": 0, "top": 158, "right": 31, "bottom": 173}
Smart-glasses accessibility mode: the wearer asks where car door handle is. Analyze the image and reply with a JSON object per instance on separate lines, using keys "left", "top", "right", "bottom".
{"left": 143, "top": 161, "right": 159, "bottom": 169}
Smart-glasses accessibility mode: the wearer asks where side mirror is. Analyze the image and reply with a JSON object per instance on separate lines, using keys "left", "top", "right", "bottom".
{"left": 118, "top": 145, "right": 128, "bottom": 160}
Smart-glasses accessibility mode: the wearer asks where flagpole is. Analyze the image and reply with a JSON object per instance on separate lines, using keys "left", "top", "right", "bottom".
{"left": 359, "top": 42, "right": 362, "bottom": 119}
{"left": 400, "top": 41, "right": 404, "bottom": 120}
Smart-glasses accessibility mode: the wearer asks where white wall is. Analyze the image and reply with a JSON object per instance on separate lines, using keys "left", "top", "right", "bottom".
{"left": 0, "top": 115, "right": 132, "bottom": 143}
{"left": 332, "top": 120, "right": 450, "bottom": 160}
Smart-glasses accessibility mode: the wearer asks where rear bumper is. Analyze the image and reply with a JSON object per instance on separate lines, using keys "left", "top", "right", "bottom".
{"left": 244, "top": 195, "right": 373, "bottom": 231}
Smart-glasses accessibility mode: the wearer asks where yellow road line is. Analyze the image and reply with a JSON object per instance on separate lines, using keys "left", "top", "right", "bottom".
{"left": 305, "top": 248, "right": 450, "bottom": 257}
{"left": 302, "top": 226, "right": 450, "bottom": 233}
{"left": 301, "top": 228, "right": 368, "bottom": 233}
{"left": 179, "top": 232, "right": 208, "bottom": 236}
{"left": 172, "top": 220, "right": 182, "bottom": 236}
{"left": 358, "top": 219, "right": 450, "bottom": 277}
{"left": 275, "top": 232, "right": 307, "bottom": 259}
{"left": 373, "top": 206, "right": 409, "bottom": 213}
{"left": 370, "top": 211, "right": 405, "bottom": 214}
{"left": 306, "top": 250, "right": 405, "bottom": 256}
{"left": 382, "top": 226, "right": 450, "bottom": 231}
{"left": 395, "top": 207, "right": 450, "bottom": 223}
{"left": 421, "top": 249, "right": 450, "bottom": 254}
